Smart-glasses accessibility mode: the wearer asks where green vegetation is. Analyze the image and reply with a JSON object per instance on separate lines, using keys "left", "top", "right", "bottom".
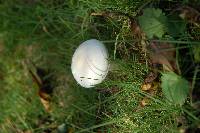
{"left": 0, "top": 0, "right": 200, "bottom": 133}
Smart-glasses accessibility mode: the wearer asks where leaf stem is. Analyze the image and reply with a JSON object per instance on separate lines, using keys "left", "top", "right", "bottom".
{"left": 190, "top": 65, "right": 199, "bottom": 105}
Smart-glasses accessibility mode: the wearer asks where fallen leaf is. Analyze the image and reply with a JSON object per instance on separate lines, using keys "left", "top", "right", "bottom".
{"left": 149, "top": 41, "right": 177, "bottom": 72}
{"left": 141, "top": 83, "right": 151, "bottom": 91}
{"left": 178, "top": 6, "right": 200, "bottom": 24}
{"left": 131, "top": 20, "right": 144, "bottom": 39}
{"left": 144, "top": 71, "right": 158, "bottom": 83}
{"left": 39, "top": 91, "right": 52, "bottom": 112}
{"left": 140, "top": 97, "right": 150, "bottom": 107}
{"left": 26, "top": 61, "right": 54, "bottom": 112}
{"left": 141, "top": 81, "right": 160, "bottom": 95}
{"left": 142, "top": 71, "right": 160, "bottom": 92}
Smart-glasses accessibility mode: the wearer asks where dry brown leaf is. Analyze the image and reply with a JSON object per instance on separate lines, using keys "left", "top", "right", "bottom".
{"left": 142, "top": 71, "right": 159, "bottom": 92}
{"left": 140, "top": 82, "right": 159, "bottom": 107}
{"left": 140, "top": 97, "right": 150, "bottom": 107}
{"left": 141, "top": 83, "right": 152, "bottom": 91}
{"left": 141, "top": 81, "right": 159, "bottom": 93}
{"left": 131, "top": 20, "right": 144, "bottom": 39}
{"left": 26, "top": 61, "right": 53, "bottom": 113}
{"left": 178, "top": 6, "right": 200, "bottom": 24}
{"left": 39, "top": 91, "right": 52, "bottom": 112}
{"left": 140, "top": 81, "right": 160, "bottom": 108}
{"left": 144, "top": 71, "right": 158, "bottom": 83}
{"left": 149, "top": 41, "right": 177, "bottom": 72}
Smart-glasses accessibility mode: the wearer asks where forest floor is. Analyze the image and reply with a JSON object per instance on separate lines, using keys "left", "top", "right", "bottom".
{"left": 0, "top": 0, "right": 200, "bottom": 133}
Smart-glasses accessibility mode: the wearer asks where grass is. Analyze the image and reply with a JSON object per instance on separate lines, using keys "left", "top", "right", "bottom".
{"left": 0, "top": 0, "right": 200, "bottom": 133}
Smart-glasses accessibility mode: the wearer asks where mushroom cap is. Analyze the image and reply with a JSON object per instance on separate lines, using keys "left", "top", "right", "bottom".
{"left": 71, "top": 39, "right": 109, "bottom": 88}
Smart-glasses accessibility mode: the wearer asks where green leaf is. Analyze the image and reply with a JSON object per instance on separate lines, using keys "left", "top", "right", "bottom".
{"left": 167, "top": 15, "right": 187, "bottom": 37}
{"left": 138, "top": 8, "right": 168, "bottom": 39}
{"left": 161, "top": 72, "right": 190, "bottom": 105}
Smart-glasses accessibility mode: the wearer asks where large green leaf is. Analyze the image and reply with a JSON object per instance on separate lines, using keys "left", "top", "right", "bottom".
{"left": 138, "top": 8, "right": 168, "bottom": 39}
{"left": 161, "top": 72, "right": 190, "bottom": 105}
{"left": 167, "top": 15, "right": 187, "bottom": 37}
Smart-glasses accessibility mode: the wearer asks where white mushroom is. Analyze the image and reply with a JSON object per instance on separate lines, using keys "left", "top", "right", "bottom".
{"left": 71, "top": 39, "right": 109, "bottom": 88}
